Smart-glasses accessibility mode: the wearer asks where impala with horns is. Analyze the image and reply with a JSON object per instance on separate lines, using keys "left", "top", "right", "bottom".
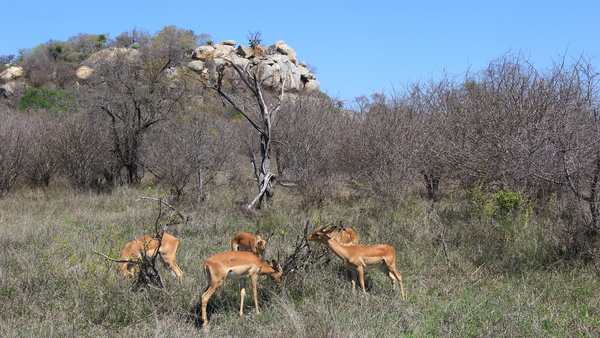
{"left": 200, "top": 251, "right": 283, "bottom": 328}
{"left": 231, "top": 231, "right": 273, "bottom": 259}
{"left": 308, "top": 225, "right": 405, "bottom": 300}
{"left": 119, "top": 233, "right": 183, "bottom": 282}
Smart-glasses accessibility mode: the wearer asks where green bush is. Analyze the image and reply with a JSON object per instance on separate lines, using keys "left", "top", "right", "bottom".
{"left": 466, "top": 186, "right": 536, "bottom": 267}
{"left": 17, "top": 87, "right": 76, "bottom": 113}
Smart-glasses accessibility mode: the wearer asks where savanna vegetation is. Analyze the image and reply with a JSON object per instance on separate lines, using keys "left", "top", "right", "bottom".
{"left": 0, "top": 27, "right": 599, "bottom": 337}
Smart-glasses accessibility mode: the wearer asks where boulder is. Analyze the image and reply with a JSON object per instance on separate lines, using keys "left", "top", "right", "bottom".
{"left": 75, "top": 66, "right": 94, "bottom": 80}
{"left": 253, "top": 45, "right": 265, "bottom": 58}
{"left": 299, "top": 65, "right": 316, "bottom": 80}
{"left": 81, "top": 47, "right": 140, "bottom": 68}
{"left": 187, "top": 60, "right": 205, "bottom": 71}
{"left": 237, "top": 45, "right": 254, "bottom": 58}
{"left": 0, "top": 81, "right": 27, "bottom": 97}
{"left": 75, "top": 48, "right": 141, "bottom": 80}
{"left": 213, "top": 44, "right": 235, "bottom": 58}
{"left": 192, "top": 45, "right": 216, "bottom": 61}
{"left": 272, "top": 55, "right": 301, "bottom": 90}
{"left": 304, "top": 79, "right": 320, "bottom": 91}
{"left": 220, "top": 40, "right": 236, "bottom": 46}
{"left": 275, "top": 41, "right": 297, "bottom": 65}
{"left": 0, "top": 66, "right": 24, "bottom": 80}
{"left": 231, "top": 57, "right": 251, "bottom": 69}
{"left": 204, "top": 58, "right": 227, "bottom": 80}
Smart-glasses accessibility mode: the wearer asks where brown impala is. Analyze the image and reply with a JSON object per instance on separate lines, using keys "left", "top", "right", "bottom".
{"left": 200, "top": 251, "right": 283, "bottom": 328}
{"left": 308, "top": 225, "right": 405, "bottom": 300}
{"left": 119, "top": 233, "right": 183, "bottom": 282}
{"left": 231, "top": 231, "right": 273, "bottom": 259}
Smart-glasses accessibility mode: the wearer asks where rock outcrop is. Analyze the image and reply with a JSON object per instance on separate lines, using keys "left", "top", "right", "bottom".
{"left": 189, "top": 40, "right": 318, "bottom": 92}
{"left": 75, "top": 47, "right": 141, "bottom": 80}
{"left": 0, "top": 66, "right": 25, "bottom": 98}
{"left": 75, "top": 40, "right": 319, "bottom": 92}
{"left": 0, "top": 66, "right": 23, "bottom": 81}
{"left": 0, "top": 80, "right": 26, "bottom": 99}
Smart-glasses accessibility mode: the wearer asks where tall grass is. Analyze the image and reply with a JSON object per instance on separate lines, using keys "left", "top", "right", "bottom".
{"left": 0, "top": 184, "right": 598, "bottom": 337}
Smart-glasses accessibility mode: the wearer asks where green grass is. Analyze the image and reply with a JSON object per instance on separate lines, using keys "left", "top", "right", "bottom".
{"left": 0, "top": 185, "right": 598, "bottom": 337}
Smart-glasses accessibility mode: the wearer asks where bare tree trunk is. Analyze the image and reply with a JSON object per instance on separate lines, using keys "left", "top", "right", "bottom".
{"left": 193, "top": 118, "right": 205, "bottom": 204}
{"left": 586, "top": 153, "right": 600, "bottom": 237}
{"left": 563, "top": 150, "right": 600, "bottom": 239}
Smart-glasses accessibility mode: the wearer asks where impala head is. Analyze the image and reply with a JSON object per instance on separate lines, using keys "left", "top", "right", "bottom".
{"left": 307, "top": 225, "right": 337, "bottom": 244}
{"left": 268, "top": 259, "right": 284, "bottom": 285}
{"left": 254, "top": 231, "right": 274, "bottom": 258}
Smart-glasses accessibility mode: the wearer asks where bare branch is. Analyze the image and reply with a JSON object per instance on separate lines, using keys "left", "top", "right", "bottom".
{"left": 136, "top": 196, "right": 186, "bottom": 223}
{"left": 92, "top": 250, "right": 135, "bottom": 263}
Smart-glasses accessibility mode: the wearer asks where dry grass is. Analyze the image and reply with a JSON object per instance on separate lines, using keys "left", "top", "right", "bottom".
{"left": 0, "top": 184, "right": 598, "bottom": 337}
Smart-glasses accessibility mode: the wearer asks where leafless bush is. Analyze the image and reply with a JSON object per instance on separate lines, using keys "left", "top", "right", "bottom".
{"left": 276, "top": 92, "right": 343, "bottom": 206}
{"left": 0, "top": 114, "right": 27, "bottom": 196}
{"left": 22, "top": 52, "right": 56, "bottom": 88}
{"left": 338, "top": 93, "right": 421, "bottom": 201}
{"left": 46, "top": 113, "right": 114, "bottom": 191}
{"left": 406, "top": 52, "right": 600, "bottom": 246}
{"left": 22, "top": 115, "right": 56, "bottom": 187}
{"left": 142, "top": 113, "right": 234, "bottom": 201}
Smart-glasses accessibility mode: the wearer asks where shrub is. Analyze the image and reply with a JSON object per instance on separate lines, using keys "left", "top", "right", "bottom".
{"left": 17, "top": 87, "right": 76, "bottom": 113}
{"left": 466, "top": 186, "right": 534, "bottom": 267}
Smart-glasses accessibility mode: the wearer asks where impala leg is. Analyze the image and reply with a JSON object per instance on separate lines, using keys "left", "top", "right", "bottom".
{"left": 239, "top": 279, "right": 246, "bottom": 316}
{"left": 357, "top": 267, "right": 367, "bottom": 293}
{"left": 349, "top": 269, "right": 357, "bottom": 293}
{"left": 380, "top": 266, "right": 396, "bottom": 291}
{"left": 171, "top": 262, "right": 183, "bottom": 282}
{"left": 161, "top": 256, "right": 184, "bottom": 282}
{"left": 251, "top": 274, "right": 260, "bottom": 314}
{"left": 164, "top": 255, "right": 183, "bottom": 282}
{"left": 390, "top": 266, "right": 405, "bottom": 300}
{"left": 201, "top": 281, "right": 222, "bottom": 328}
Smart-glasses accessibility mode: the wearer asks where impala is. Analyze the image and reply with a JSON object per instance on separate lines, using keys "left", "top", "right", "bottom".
{"left": 231, "top": 231, "right": 273, "bottom": 259}
{"left": 308, "top": 225, "right": 405, "bottom": 300}
{"left": 200, "top": 251, "right": 283, "bottom": 328}
{"left": 119, "top": 233, "right": 183, "bottom": 282}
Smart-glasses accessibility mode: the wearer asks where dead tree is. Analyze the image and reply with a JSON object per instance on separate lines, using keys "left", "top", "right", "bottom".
{"left": 205, "top": 57, "right": 284, "bottom": 209}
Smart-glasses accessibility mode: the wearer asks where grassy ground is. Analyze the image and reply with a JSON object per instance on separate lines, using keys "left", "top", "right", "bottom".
{"left": 0, "top": 185, "right": 598, "bottom": 337}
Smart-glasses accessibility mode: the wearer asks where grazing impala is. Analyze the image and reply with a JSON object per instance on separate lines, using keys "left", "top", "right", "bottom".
{"left": 308, "top": 225, "right": 405, "bottom": 300}
{"left": 119, "top": 233, "right": 183, "bottom": 282}
{"left": 201, "top": 251, "right": 283, "bottom": 328}
{"left": 231, "top": 231, "right": 273, "bottom": 259}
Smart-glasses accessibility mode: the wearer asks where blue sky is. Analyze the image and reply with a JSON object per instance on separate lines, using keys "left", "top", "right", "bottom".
{"left": 2, "top": 0, "right": 599, "bottom": 104}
